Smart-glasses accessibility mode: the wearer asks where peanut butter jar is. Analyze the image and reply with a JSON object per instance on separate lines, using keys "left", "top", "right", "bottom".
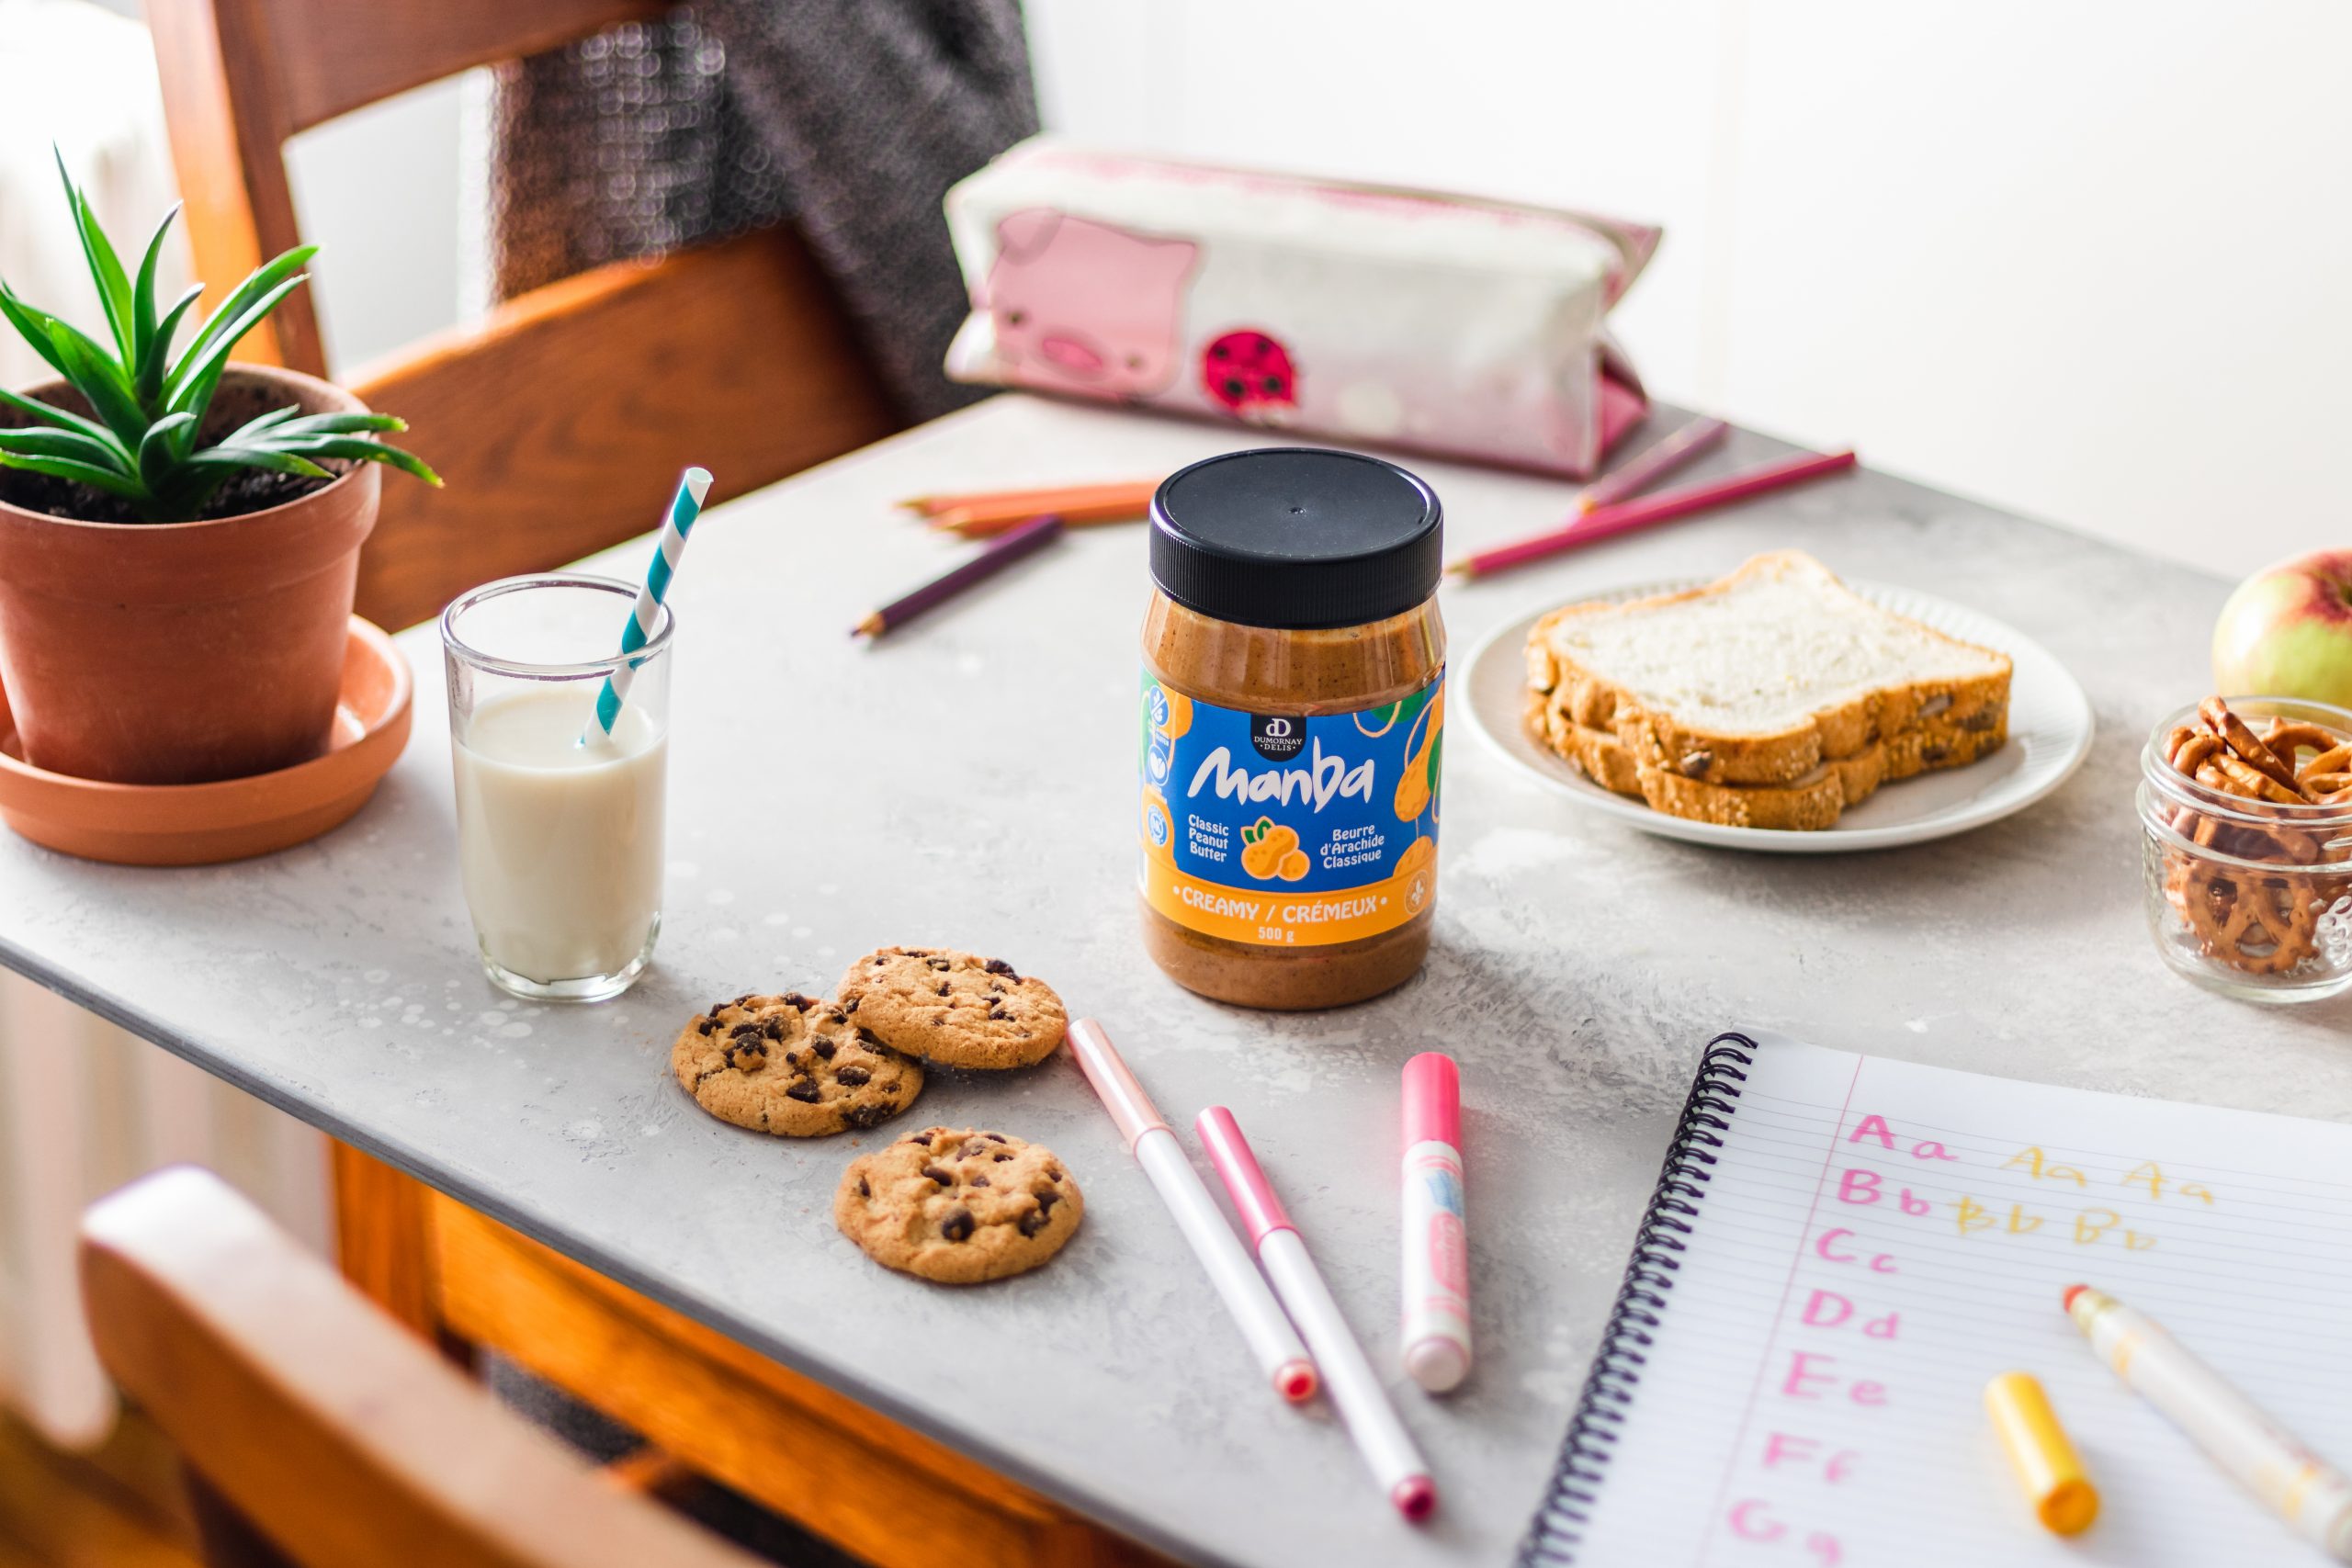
{"left": 1138, "top": 448, "right": 1446, "bottom": 1010}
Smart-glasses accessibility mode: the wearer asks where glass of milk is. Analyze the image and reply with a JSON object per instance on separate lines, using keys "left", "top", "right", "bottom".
{"left": 440, "top": 574, "right": 672, "bottom": 1001}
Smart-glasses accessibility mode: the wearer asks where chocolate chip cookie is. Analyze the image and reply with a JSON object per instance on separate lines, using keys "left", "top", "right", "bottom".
{"left": 833, "top": 1126, "right": 1082, "bottom": 1284}
{"left": 834, "top": 947, "right": 1068, "bottom": 1069}
{"left": 671, "top": 992, "right": 923, "bottom": 1137}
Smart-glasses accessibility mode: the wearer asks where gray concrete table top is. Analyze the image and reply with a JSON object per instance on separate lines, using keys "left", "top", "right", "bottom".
{"left": 3, "top": 393, "right": 2346, "bottom": 1567}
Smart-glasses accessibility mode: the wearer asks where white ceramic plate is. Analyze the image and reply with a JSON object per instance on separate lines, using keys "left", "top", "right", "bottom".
{"left": 1460, "top": 579, "right": 2095, "bottom": 852}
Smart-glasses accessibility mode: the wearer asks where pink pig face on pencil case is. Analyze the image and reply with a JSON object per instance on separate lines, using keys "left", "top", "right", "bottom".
{"left": 983, "top": 209, "right": 1198, "bottom": 399}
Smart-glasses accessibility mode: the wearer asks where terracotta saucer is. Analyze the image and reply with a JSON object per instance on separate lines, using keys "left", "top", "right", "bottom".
{"left": 0, "top": 617, "right": 413, "bottom": 866}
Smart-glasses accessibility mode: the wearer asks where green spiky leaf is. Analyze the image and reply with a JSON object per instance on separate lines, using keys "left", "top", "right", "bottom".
{"left": 0, "top": 451, "right": 148, "bottom": 502}
{"left": 0, "top": 426, "right": 134, "bottom": 471}
{"left": 130, "top": 203, "right": 179, "bottom": 378}
{"left": 166, "top": 246, "right": 314, "bottom": 393}
{"left": 0, "top": 285, "right": 71, "bottom": 378}
{"left": 183, "top": 445, "right": 333, "bottom": 479}
{"left": 58, "top": 149, "right": 134, "bottom": 361}
{"left": 0, "top": 386, "right": 122, "bottom": 450}
{"left": 263, "top": 434, "right": 441, "bottom": 486}
{"left": 48, "top": 322, "right": 149, "bottom": 449}
{"left": 137, "top": 413, "right": 197, "bottom": 490}
{"left": 164, "top": 274, "right": 306, "bottom": 416}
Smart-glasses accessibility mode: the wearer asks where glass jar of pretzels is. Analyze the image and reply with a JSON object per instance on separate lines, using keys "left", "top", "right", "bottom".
{"left": 2139, "top": 695, "right": 2352, "bottom": 1001}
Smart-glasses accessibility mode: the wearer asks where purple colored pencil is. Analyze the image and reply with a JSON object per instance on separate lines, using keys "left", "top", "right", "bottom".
{"left": 851, "top": 513, "right": 1065, "bottom": 637}
{"left": 1576, "top": 416, "right": 1731, "bottom": 514}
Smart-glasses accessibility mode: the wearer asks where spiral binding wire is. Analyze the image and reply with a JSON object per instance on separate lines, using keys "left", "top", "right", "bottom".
{"left": 1515, "top": 1032, "right": 1758, "bottom": 1566}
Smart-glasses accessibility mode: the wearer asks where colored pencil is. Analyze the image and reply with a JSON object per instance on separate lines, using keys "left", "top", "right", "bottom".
{"left": 1575, "top": 416, "right": 1730, "bottom": 514}
{"left": 899, "top": 479, "right": 1159, "bottom": 532}
{"left": 851, "top": 513, "right": 1065, "bottom": 638}
{"left": 1445, "top": 448, "right": 1859, "bottom": 579}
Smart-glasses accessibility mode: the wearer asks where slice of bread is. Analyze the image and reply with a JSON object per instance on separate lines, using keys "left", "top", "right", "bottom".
{"left": 1522, "top": 551, "right": 2013, "bottom": 831}
{"left": 1527, "top": 551, "right": 2011, "bottom": 787}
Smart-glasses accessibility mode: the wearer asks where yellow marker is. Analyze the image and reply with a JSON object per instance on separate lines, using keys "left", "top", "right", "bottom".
{"left": 1985, "top": 1371, "right": 2100, "bottom": 1534}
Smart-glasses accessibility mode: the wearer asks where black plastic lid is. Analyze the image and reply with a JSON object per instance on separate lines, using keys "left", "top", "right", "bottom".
{"left": 1150, "top": 448, "right": 1443, "bottom": 630}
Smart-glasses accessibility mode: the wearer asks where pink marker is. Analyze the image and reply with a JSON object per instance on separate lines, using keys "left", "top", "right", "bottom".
{"left": 1400, "top": 1053, "right": 1471, "bottom": 1393}
{"left": 1065, "top": 1021, "right": 1317, "bottom": 1404}
{"left": 1195, "top": 1106, "right": 1438, "bottom": 1523}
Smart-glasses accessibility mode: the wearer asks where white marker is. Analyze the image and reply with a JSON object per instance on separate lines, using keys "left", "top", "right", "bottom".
{"left": 1065, "top": 1020, "right": 1317, "bottom": 1404}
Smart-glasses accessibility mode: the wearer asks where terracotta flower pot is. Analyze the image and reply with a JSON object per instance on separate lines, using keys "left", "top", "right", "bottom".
{"left": 0, "top": 365, "right": 381, "bottom": 786}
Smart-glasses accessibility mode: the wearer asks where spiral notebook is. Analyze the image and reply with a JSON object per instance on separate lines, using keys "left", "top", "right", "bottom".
{"left": 1521, "top": 1030, "right": 2352, "bottom": 1566}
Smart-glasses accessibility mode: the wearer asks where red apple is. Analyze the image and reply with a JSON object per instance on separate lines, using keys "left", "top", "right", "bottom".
{"left": 2211, "top": 550, "right": 2352, "bottom": 707}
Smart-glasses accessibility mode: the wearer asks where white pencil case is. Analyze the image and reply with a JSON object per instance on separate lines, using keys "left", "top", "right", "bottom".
{"left": 943, "top": 138, "right": 1659, "bottom": 477}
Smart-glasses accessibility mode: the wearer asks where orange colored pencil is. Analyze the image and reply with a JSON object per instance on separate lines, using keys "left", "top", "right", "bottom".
{"left": 936, "top": 500, "right": 1152, "bottom": 537}
{"left": 897, "top": 479, "right": 1159, "bottom": 522}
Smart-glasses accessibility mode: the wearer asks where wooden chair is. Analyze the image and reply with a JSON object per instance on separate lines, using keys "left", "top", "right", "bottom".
{"left": 79, "top": 1166, "right": 764, "bottom": 1568}
{"left": 147, "top": 0, "right": 902, "bottom": 632}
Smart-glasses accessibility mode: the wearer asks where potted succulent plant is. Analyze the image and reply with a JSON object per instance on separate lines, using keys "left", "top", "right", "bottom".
{"left": 0, "top": 156, "right": 436, "bottom": 786}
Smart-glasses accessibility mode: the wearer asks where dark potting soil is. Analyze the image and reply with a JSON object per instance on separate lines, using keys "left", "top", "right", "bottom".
{"left": 0, "top": 461, "right": 345, "bottom": 524}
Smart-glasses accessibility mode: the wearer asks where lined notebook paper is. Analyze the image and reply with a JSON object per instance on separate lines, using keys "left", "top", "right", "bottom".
{"left": 1522, "top": 1031, "right": 2352, "bottom": 1566}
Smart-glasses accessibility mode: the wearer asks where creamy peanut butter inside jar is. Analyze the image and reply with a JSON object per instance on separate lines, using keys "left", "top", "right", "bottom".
{"left": 1138, "top": 448, "right": 1446, "bottom": 1010}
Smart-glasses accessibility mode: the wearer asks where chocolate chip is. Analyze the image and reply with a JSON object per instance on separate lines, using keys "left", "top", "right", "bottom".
{"left": 857, "top": 1176, "right": 871, "bottom": 1198}
{"left": 961, "top": 1140, "right": 989, "bottom": 1157}
{"left": 1923, "top": 743, "right": 1951, "bottom": 763}
{"left": 992, "top": 1153, "right": 1012, "bottom": 1162}
{"left": 784, "top": 1080, "right": 820, "bottom": 1103}
{"left": 827, "top": 1010, "right": 847, "bottom": 1025}
{"left": 985, "top": 958, "right": 1018, "bottom": 979}
{"left": 942, "top": 1209, "right": 976, "bottom": 1242}
{"left": 922, "top": 1165, "right": 954, "bottom": 1185}
{"left": 933, "top": 1012, "right": 949, "bottom": 1026}
{"left": 763, "top": 1018, "right": 784, "bottom": 1041}
{"left": 1035, "top": 1189, "right": 1060, "bottom": 1215}
{"left": 782, "top": 993, "right": 815, "bottom": 1011}
{"left": 988, "top": 1008, "right": 1012, "bottom": 1022}
{"left": 812, "top": 1038, "right": 837, "bottom": 1060}
{"left": 936, "top": 982, "right": 950, "bottom": 997}
{"left": 730, "top": 1021, "right": 762, "bottom": 1037}
{"left": 696, "top": 1019, "right": 715, "bottom": 1035}
{"left": 1017, "top": 1209, "right": 1047, "bottom": 1236}
{"left": 903, "top": 1134, "right": 931, "bottom": 1145}
{"left": 723, "top": 1039, "right": 767, "bottom": 1069}
{"left": 858, "top": 1029, "right": 885, "bottom": 1049}
{"left": 1679, "top": 750, "right": 1713, "bottom": 778}
{"left": 843, "top": 998, "right": 859, "bottom": 1014}
{"left": 925, "top": 957, "right": 952, "bottom": 971}
{"left": 708, "top": 1002, "right": 729, "bottom": 1019}
{"left": 972, "top": 1175, "right": 990, "bottom": 1187}
{"left": 985, "top": 1133, "right": 1007, "bottom": 1144}
{"left": 1046, "top": 1167, "right": 1063, "bottom": 1183}
{"left": 836, "top": 1065, "right": 871, "bottom": 1086}
{"left": 844, "top": 1104, "right": 890, "bottom": 1130}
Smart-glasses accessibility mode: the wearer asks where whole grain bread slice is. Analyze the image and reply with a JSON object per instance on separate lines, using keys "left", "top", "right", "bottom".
{"left": 1525, "top": 550, "right": 2012, "bottom": 786}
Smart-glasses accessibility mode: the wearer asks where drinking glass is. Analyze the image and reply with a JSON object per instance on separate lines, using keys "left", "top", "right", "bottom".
{"left": 440, "top": 573, "right": 673, "bottom": 1001}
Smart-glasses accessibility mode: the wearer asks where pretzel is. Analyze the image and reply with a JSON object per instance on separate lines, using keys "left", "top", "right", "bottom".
{"left": 2264, "top": 719, "right": 2343, "bottom": 759}
{"left": 2201, "top": 697, "right": 2309, "bottom": 798}
{"left": 2157, "top": 697, "right": 2352, "bottom": 978}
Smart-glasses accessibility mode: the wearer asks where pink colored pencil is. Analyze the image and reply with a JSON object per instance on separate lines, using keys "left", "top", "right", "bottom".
{"left": 1446, "top": 447, "right": 1859, "bottom": 579}
{"left": 1575, "top": 416, "right": 1730, "bottom": 514}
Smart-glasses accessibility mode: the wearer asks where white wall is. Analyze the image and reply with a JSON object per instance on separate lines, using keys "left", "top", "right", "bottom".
{"left": 1026, "top": 0, "right": 2352, "bottom": 580}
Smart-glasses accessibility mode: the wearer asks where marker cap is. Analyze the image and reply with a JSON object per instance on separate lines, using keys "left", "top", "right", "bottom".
{"left": 1194, "top": 1106, "right": 1294, "bottom": 1247}
{"left": 1402, "top": 1052, "right": 1461, "bottom": 1148}
{"left": 1984, "top": 1371, "right": 2099, "bottom": 1535}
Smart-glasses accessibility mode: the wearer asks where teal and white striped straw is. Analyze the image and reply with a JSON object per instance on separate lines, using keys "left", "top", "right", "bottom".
{"left": 582, "top": 467, "right": 712, "bottom": 744}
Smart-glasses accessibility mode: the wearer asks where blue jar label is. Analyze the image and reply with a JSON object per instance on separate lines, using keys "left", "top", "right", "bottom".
{"left": 1139, "top": 670, "right": 1442, "bottom": 947}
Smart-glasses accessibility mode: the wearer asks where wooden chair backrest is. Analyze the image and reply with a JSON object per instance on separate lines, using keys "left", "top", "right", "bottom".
{"left": 148, "top": 0, "right": 901, "bottom": 629}
{"left": 80, "top": 1166, "right": 764, "bottom": 1568}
